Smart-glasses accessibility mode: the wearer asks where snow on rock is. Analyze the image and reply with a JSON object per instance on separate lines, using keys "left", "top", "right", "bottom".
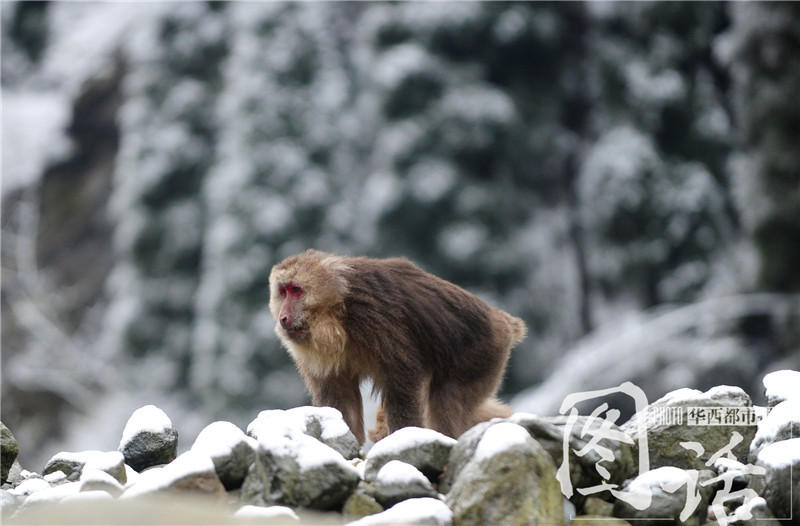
{"left": 9, "top": 478, "right": 50, "bottom": 498}
{"left": 762, "top": 369, "right": 800, "bottom": 407}
{"left": 240, "top": 430, "right": 359, "bottom": 510}
{"left": 473, "top": 422, "right": 532, "bottom": 461}
{"left": 120, "top": 450, "right": 226, "bottom": 500}
{"left": 613, "top": 467, "right": 716, "bottom": 523}
{"left": 751, "top": 438, "right": 800, "bottom": 521}
{"left": 17, "top": 481, "right": 81, "bottom": 513}
{"left": 119, "top": 405, "right": 178, "bottom": 472}
{"left": 43, "top": 450, "right": 126, "bottom": 484}
{"left": 191, "top": 421, "right": 256, "bottom": 490}
{"left": 364, "top": 427, "right": 456, "bottom": 482}
{"left": 369, "top": 460, "right": 437, "bottom": 507}
{"left": 61, "top": 490, "right": 114, "bottom": 504}
{"left": 234, "top": 504, "right": 299, "bottom": 522}
{"left": 79, "top": 468, "right": 125, "bottom": 497}
{"left": 346, "top": 497, "right": 453, "bottom": 526}
{"left": 247, "top": 406, "right": 360, "bottom": 460}
{"left": 749, "top": 399, "right": 800, "bottom": 460}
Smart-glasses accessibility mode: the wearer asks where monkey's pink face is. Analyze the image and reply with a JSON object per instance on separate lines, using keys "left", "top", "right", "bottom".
{"left": 276, "top": 281, "right": 310, "bottom": 342}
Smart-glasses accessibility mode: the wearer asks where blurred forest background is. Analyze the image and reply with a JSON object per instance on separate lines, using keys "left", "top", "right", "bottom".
{"left": 2, "top": 2, "right": 799, "bottom": 469}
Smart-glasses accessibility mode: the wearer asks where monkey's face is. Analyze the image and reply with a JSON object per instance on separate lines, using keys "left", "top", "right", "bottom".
{"left": 273, "top": 281, "right": 310, "bottom": 343}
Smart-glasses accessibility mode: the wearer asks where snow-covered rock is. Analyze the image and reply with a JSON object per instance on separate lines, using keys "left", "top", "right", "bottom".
{"left": 367, "top": 460, "right": 437, "bottom": 507}
{"left": 191, "top": 420, "right": 256, "bottom": 490}
{"left": 120, "top": 450, "right": 226, "bottom": 499}
{"left": 240, "top": 429, "right": 359, "bottom": 510}
{"left": 445, "top": 422, "right": 562, "bottom": 526}
{"left": 762, "top": 369, "right": 800, "bottom": 407}
{"left": 9, "top": 477, "right": 50, "bottom": 497}
{"left": 247, "top": 406, "right": 361, "bottom": 460}
{"left": 622, "top": 385, "right": 756, "bottom": 470}
{"left": 751, "top": 438, "right": 800, "bottom": 522}
{"left": 79, "top": 467, "right": 125, "bottom": 496}
{"left": 749, "top": 399, "right": 800, "bottom": 461}
{"left": 346, "top": 497, "right": 453, "bottom": 526}
{"left": 17, "top": 481, "right": 81, "bottom": 513}
{"left": 118, "top": 405, "right": 178, "bottom": 472}
{"left": 43, "top": 450, "right": 126, "bottom": 484}
{"left": 364, "top": 427, "right": 456, "bottom": 482}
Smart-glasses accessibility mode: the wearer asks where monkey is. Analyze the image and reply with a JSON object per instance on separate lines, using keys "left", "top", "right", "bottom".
{"left": 268, "top": 249, "right": 527, "bottom": 443}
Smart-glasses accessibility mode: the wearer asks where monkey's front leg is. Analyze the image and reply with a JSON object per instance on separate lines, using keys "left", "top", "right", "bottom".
{"left": 382, "top": 383, "right": 424, "bottom": 434}
{"left": 308, "top": 373, "right": 365, "bottom": 443}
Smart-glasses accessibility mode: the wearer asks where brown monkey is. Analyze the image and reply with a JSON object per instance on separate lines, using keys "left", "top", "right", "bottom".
{"left": 269, "top": 249, "right": 526, "bottom": 443}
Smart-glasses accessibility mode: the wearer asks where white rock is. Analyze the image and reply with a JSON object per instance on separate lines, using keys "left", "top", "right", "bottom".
{"left": 119, "top": 405, "right": 173, "bottom": 448}
{"left": 120, "top": 450, "right": 223, "bottom": 499}
{"left": 191, "top": 421, "right": 255, "bottom": 457}
{"left": 367, "top": 427, "right": 456, "bottom": 459}
{"left": 80, "top": 468, "right": 125, "bottom": 496}
{"left": 347, "top": 497, "right": 453, "bottom": 526}
{"left": 376, "top": 460, "right": 431, "bottom": 488}
{"left": 763, "top": 370, "right": 800, "bottom": 406}
{"left": 234, "top": 504, "right": 299, "bottom": 522}
{"left": 9, "top": 478, "right": 50, "bottom": 497}
{"left": 43, "top": 471, "right": 67, "bottom": 484}
{"left": 473, "top": 422, "right": 532, "bottom": 461}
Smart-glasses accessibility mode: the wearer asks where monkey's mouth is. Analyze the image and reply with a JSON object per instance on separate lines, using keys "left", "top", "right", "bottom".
{"left": 284, "top": 325, "right": 309, "bottom": 340}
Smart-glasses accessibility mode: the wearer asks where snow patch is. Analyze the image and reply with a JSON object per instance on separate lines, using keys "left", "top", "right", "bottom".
{"left": 120, "top": 450, "right": 216, "bottom": 499}
{"left": 191, "top": 421, "right": 255, "bottom": 459}
{"left": 763, "top": 370, "right": 800, "bottom": 405}
{"left": 756, "top": 438, "right": 800, "bottom": 469}
{"left": 474, "top": 423, "right": 532, "bottom": 461}
{"left": 368, "top": 427, "right": 456, "bottom": 459}
{"left": 376, "top": 460, "right": 430, "bottom": 486}
{"left": 255, "top": 430, "right": 357, "bottom": 475}
{"left": 234, "top": 505, "right": 299, "bottom": 522}
{"left": 119, "top": 405, "right": 173, "bottom": 448}
{"left": 347, "top": 497, "right": 453, "bottom": 526}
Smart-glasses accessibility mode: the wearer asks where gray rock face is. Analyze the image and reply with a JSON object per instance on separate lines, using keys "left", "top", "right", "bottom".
{"left": 118, "top": 405, "right": 179, "bottom": 472}
{"left": 343, "top": 486, "right": 384, "bottom": 519}
{"left": 367, "top": 461, "right": 437, "bottom": 507}
{"left": 445, "top": 422, "right": 563, "bottom": 526}
{"left": 750, "top": 438, "right": 800, "bottom": 522}
{"left": 622, "top": 386, "right": 757, "bottom": 471}
{"left": 241, "top": 431, "right": 359, "bottom": 510}
{"left": 191, "top": 421, "right": 256, "bottom": 491}
{"left": 1, "top": 422, "right": 19, "bottom": 485}
{"left": 248, "top": 407, "right": 361, "bottom": 460}
{"left": 43, "top": 451, "right": 126, "bottom": 484}
{"left": 612, "top": 467, "right": 715, "bottom": 526}
{"left": 364, "top": 427, "right": 456, "bottom": 483}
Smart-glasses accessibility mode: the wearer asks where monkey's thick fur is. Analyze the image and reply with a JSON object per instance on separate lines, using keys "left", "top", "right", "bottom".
{"left": 269, "top": 249, "right": 526, "bottom": 443}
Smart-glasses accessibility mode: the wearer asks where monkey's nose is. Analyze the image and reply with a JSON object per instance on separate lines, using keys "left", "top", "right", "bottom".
{"left": 280, "top": 316, "right": 290, "bottom": 329}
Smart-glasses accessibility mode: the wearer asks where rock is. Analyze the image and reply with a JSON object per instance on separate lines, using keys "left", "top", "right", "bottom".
{"left": 748, "top": 399, "right": 800, "bottom": 461}
{"left": 750, "top": 438, "right": 800, "bottom": 522}
{"left": 723, "top": 496, "right": 781, "bottom": 526}
{"left": 241, "top": 429, "right": 359, "bottom": 510}
{"left": 569, "top": 517, "right": 631, "bottom": 526}
{"left": 79, "top": 468, "right": 125, "bottom": 496}
{"left": 43, "top": 450, "right": 126, "bottom": 483}
{"left": 346, "top": 497, "right": 453, "bottom": 526}
{"left": 119, "top": 404, "right": 178, "bottom": 472}
{"left": 233, "top": 504, "right": 300, "bottom": 524}
{"left": 364, "top": 427, "right": 456, "bottom": 482}
{"left": 1, "top": 422, "right": 19, "bottom": 484}
{"left": 622, "top": 386, "right": 757, "bottom": 471}
{"left": 17, "top": 481, "right": 81, "bottom": 513}
{"left": 369, "top": 460, "right": 437, "bottom": 507}
{"left": 762, "top": 369, "right": 800, "bottom": 407}
{"left": 344, "top": 486, "right": 384, "bottom": 519}
{"left": 612, "top": 467, "right": 716, "bottom": 526}
{"left": 248, "top": 406, "right": 361, "bottom": 460}
{"left": 191, "top": 421, "right": 256, "bottom": 490}
{"left": 121, "top": 450, "right": 226, "bottom": 499}
{"left": 446, "top": 422, "right": 563, "bottom": 526}
{"left": 4, "top": 459, "right": 24, "bottom": 487}
{"left": 583, "top": 496, "right": 615, "bottom": 516}
{"left": 9, "top": 477, "right": 50, "bottom": 497}
{"left": 43, "top": 470, "right": 67, "bottom": 484}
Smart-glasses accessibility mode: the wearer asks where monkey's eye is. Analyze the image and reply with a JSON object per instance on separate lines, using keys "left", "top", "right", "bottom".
{"left": 279, "top": 286, "right": 287, "bottom": 298}
{"left": 289, "top": 285, "right": 303, "bottom": 297}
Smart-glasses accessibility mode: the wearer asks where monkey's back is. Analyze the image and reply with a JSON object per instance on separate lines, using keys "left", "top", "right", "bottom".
{"left": 341, "top": 256, "right": 524, "bottom": 385}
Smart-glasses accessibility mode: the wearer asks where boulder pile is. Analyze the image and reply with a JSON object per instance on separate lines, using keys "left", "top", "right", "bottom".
{"left": 1, "top": 370, "right": 798, "bottom": 525}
